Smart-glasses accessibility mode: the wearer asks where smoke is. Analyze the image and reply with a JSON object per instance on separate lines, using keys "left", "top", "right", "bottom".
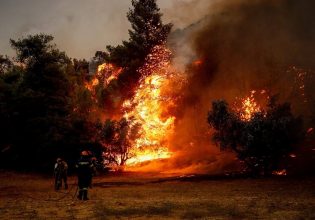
{"left": 0, "top": 0, "right": 133, "bottom": 59}
{"left": 161, "top": 0, "right": 315, "bottom": 174}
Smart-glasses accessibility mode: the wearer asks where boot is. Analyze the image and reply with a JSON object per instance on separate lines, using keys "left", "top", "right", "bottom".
{"left": 77, "top": 190, "right": 83, "bottom": 200}
{"left": 83, "top": 190, "right": 89, "bottom": 200}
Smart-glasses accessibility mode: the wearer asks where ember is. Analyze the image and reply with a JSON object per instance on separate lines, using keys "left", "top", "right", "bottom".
{"left": 272, "top": 169, "right": 287, "bottom": 176}
{"left": 234, "top": 90, "right": 262, "bottom": 121}
{"left": 289, "top": 154, "right": 297, "bottom": 158}
{"left": 85, "top": 78, "right": 99, "bottom": 91}
{"left": 193, "top": 60, "right": 203, "bottom": 66}
{"left": 97, "top": 63, "right": 123, "bottom": 85}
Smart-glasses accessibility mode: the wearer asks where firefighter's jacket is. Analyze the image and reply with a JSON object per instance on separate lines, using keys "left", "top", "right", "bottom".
{"left": 54, "top": 161, "right": 68, "bottom": 178}
{"left": 76, "top": 157, "right": 94, "bottom": 188}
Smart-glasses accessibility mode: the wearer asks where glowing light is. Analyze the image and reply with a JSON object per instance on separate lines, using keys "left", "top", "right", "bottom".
{"left": 272, "top": 169, "right": 287, "bottom": 176}
{"left": 236, "top": 91, "right": 262, "bottom": 121}
{"left": 85, "top": 78, "right": 99, "bottom": 91}
{"left": 193, "top": 60, "right": 203, "bottom": 66}
{"left": 97, "top": 63, "right": 122, "bottom": 85}
{"left": 240, "top": 97, "right": 261, "bottom": 121}
{"left": 123, "top": 44, "right": 182, "bottom": 166}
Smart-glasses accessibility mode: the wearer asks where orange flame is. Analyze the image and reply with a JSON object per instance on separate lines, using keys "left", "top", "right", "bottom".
{"left": 97, "top": 63, "right": 123, "bottom": 85}
{"left": 85, "top": 78, "right": 99, "bottom": 91}
{"left": 236, "top": 90, "right": 262, "bottom": 121}
{"left": 123, "top": 45, "right": 181, "bottom": 166}
{"left": 272, "top": 169, "right": 287, "bottom": 176}
{"left": 193, "top": 60, "right": 203, "bottom": 66}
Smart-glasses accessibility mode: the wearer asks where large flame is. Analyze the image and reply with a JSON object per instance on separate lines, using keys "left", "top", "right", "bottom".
{"left": 123, "top": 45, "right": 183, "bottom": 166}
{"left": 91, "top": 45, "right": 186, "bottom": 168}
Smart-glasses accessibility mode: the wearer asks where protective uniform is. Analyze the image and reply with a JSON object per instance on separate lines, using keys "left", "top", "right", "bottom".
{"left": 54, "top": 158, "right": 68, "bottom": 190}
{"left": 76, "top": 151, "right": 94, "bottom": 200}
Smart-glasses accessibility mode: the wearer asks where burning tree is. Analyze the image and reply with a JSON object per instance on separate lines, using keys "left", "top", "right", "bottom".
{"left": 107, "top": 0, "right": 172, "bottom": 67}
{"left": 86, "top": 0, "right": 177, "bottom": 167}
{"left": 93, "top": 0, "right": 173, "bottom": 105}
{"left": 208, "top": 97, "right": 304, "bottom": 176}
{"left": 99, "top": 118, "right": 141, "bottom": 169}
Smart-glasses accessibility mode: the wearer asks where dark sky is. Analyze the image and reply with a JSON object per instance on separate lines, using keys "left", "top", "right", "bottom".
{"left": 0, "top": 0, "right": 211, "bottom": 59}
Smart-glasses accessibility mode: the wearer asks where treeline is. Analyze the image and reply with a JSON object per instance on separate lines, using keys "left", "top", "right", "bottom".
{"left": 0, "top": 35, "right": 100, "bottom": 171}
{"left": 0, "top": 0, "right": 172, "bottom": 171}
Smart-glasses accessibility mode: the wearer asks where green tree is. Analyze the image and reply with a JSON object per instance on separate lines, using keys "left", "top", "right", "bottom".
{"left": 97, "top": 0, "right": 172, "bottom": 102}
{"left": 107, "top": 0, "right": 172, "bottom": 67}
{"left": 5, "top": 34, "right": 75, "bottom": 169}
{"left": 0, "top": 63, "right": 23, "bottom": 161}
{"left": 207, "top": 99, "right": 304, "bottom": 176}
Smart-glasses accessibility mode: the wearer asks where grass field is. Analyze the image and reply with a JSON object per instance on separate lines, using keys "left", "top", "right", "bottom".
{"left": 0, "top": 171, "right": 314, "bottom": 219}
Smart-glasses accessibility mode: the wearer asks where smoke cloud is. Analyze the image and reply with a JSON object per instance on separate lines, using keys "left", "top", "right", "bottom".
{"left": 161, "top": 0, "right": 315, "bottom": 174}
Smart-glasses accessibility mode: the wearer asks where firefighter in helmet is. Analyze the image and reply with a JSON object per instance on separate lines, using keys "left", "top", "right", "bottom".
{"left": 54, "top": 158, "right": 68, "bottom": 190}
{"left": 76, "top": 151, "right": 94, "bottom": 200}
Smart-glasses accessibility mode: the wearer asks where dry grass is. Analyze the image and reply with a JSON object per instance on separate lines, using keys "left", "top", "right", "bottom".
{"left": 0, "top": 171, "right": 314, "bottom": 219}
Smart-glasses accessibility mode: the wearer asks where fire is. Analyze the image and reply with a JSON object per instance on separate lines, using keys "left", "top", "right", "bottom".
{"left": 85, "top": 78, "right": 99, "bottom": 91}
{"left": 97, "top": 63, "right": 122, "bottom": 85}
{"left": 123, "top": 44, "right": 182, "bottom": 166}
{"left": 85, "top": 63, "right": 122, "bottom": 92}
{"left": 126, "top": 148, "right": 171, "bottom": 165}
{"left": 307, "top": 127, "right": 314, "bottom": 134}
{"left": 272, "top": 169, "right": 287, "bottom": 176}
{"left": 83, "top": 45, "right": 185, "bottom": 167}
{"left": 236, "top": 90, "right": 262, "bottom": 121}
{"left": 193, "top": 60, "right": 203, "bottom": 66}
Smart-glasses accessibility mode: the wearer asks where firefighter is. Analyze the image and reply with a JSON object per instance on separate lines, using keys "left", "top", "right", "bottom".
{"left": 76, "top": 151, "right": 94, "bottom": 200}
{"left": 54, "top": 158, "right": 68, "bottom": 190}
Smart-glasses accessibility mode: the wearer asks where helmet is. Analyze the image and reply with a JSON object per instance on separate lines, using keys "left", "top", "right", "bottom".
{"left": 81, "top": 151, "right": 89, "bottom": 156}
{"left": 91, "top": 157, "right": 97, "bottom": 162}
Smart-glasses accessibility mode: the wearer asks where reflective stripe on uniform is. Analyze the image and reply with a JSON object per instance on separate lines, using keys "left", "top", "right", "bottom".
{"left": 80, "top": 188, "right": 88, "bottom": 190}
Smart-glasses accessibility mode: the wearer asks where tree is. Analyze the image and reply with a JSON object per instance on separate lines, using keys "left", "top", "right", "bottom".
{"left": 107, "top": 0, "right": 172, "bottom": 66}
{"left": 99, "top": 118, "right": 140, "bottom": 169}
{"left": 97, "top": 0, "right": 172, "bottom": 102}
{"left": 207, "top": 99, "right": 304, "bottom": 176}
{"left": 0, "top": 55, "right": 13, "bottom": 74}
{"left": 73, "top": 58, "right": 89, "bottom": 76}
{"left": 0, "top": 63, "right": 23, "bottom": 159}
{"left": 1, "top": 34, "right": 76, "bottom": 170}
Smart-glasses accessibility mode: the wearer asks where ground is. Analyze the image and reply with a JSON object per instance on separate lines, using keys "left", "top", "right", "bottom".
{"left": 0, "top": 172, "right": 314, "bottom": 220}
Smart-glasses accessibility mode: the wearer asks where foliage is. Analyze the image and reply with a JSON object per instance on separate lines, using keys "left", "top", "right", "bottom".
{"left": 0, "top": 0, "right": 172, "bottom": 171}
{"left": 107, "top": 0, "right": 172, "bottom": 67}
{"left": 98, "top": 118, "right": 141, "bottom": 168}
{"left": 207, "top": 99, "right": 304, "bottom": 176}
{"left": 96, "top": 0, "right": 172, "bottom": 102}
{"left": 73, "top": 58, "right": 89, "bottom": 76}
{"left": 0, "top": 34, "right": 100, "bottom": 171}
{"left": 0, "top": 55, "right": 13, "bottom": 74}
